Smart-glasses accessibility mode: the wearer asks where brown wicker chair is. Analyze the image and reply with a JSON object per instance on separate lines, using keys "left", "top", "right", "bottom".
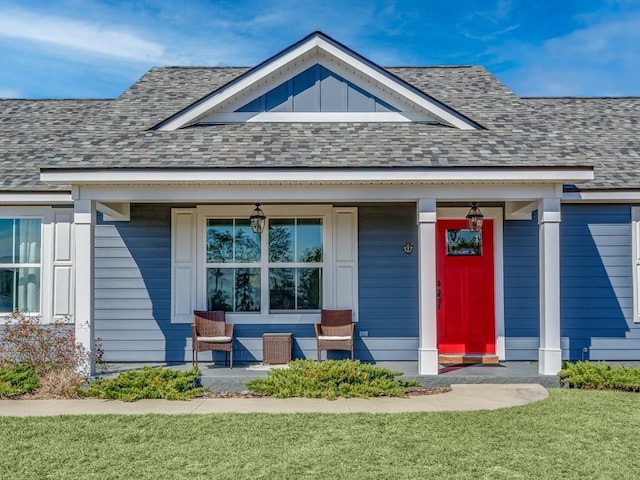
{"left": 314, "top": 309, "right": 354, "bottom": 361}
{"left": 192, "top": 310, "right": 234, "bottom": 368}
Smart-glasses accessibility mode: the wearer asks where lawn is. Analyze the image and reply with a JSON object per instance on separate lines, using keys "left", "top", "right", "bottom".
{"left": 1, "top": 389, "right": 639, "bottom": 479}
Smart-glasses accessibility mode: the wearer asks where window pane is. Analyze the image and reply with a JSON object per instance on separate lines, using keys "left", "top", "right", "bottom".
{"left": 269, "top": 268, "right": 295, "bottom": 309}
{"left": 297, "top": 268, "right": 321, "bottom": 309}
{"left": 446, "top": 229, "right": 482, "bottom": 256}
{"left": 297, "top": 219, "right": 322, "bottom": 262}
{"left": 207, "top": 268, "right": 234, "bottom": 311}
{"left": 207, "top": 220, "right": 233, "bottom": 263}
{"left": 207, "top": 267, "right": 261, "bottom": 312}
{"left": 0, "top": 220, "right": 13, "bottom": 263}
{"left": 234, "top": 219, "right": 261, "bottom": 263}
{"left": 0, "top": 267, "right": 40, "bottom": 312}
{"left": 15, "top": 219, "right": 41, "bottom": 263}
{"left": 235, "top": 268, "right": 261, "bottom": 312}
{"left": 269, "top": 219, "right": 294, "bottom": 262}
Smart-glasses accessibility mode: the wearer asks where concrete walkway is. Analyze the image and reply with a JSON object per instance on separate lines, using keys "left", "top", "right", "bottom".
{"left": 0, "top": 384, "right": 548, "bottom": 416}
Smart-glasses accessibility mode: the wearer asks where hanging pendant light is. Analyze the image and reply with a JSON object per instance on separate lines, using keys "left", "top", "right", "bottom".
{"left": 466, "top": 202, "right": 484, "bottom": 232}
{"left": 249, "top": 203, "right": 266, "bottom": 234}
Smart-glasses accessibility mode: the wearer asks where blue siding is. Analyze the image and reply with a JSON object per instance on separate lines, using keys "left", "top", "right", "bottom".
{"left": 504, "top": 212, "right": 540, "bottom": 360}
{"left": 561, "top": 204, "right": 639, "bottom": 360}
{"left": 94, "top": 204, "right": 182, "bottom": 362}
{"left": 357, "top": 204, "right": 418, "bottom": 360}
{"left": 237, "top": 64, "right": 398, "bottom": 113}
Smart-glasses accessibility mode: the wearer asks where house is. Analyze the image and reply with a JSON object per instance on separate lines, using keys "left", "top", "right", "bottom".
{"left": 1, "top": 31, "right": 639, "bottom": 376}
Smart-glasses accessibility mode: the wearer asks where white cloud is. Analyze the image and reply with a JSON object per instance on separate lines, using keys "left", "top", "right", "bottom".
{"left": 0, "top": 8, "right": 166, "bottom": 62}
{"left": 0, "top": 87, "right": 22, "bottom": 98}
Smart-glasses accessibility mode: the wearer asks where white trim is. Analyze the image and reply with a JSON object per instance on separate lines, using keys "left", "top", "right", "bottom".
{"left": 632, "top": 207, "right": 640, "bottom": 324}
{"left": 155, "top": 33, "right": 479, "bottom": 131}
{"left": 564, "top": 191, "right": 640, "bottom": 202}
{"left": 97, "top": 202, "right": 130, "bottom": 222}
{"left": 41, "top": 168, "right": 594, "bottom": 185}
{"left": 69, "top": 183, "right": 563, "bottom": 204}
{"left": 436, "top": 206, "right": 505, "bottom": 360}
{"left": 194, "top": 204, "right": 334, "bottom": 322}
{"left": 0, "top": 206, "right": 54, "bottom": 321}
{"left": 199, "top": 112, "right": 430, "bottom": 123}
{"left": 417, "top": 198, "right": 438, "bottom": 375}
{"left": 538, "top": 198, "right": 562, "bottom": 375}
{"left": 0, "top": 193, "right": 73, "bottom": 205}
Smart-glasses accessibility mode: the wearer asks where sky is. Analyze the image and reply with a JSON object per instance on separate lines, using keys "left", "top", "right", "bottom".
{"left": 0, "top": 0, "right": 639, "bottom": 99}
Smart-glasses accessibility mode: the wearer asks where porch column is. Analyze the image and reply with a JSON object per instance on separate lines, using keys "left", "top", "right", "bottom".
{"left": 74, "top": 199, "right": 96, "bottom": 376}
{"left": 417, "top": 199, "right": 439, "bottom": 375}
{"left": 538, "top": 198, "right": 562, "bottom": 375}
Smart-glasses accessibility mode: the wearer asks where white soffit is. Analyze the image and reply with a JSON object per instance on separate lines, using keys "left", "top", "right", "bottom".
{"left": 155, "top": 33, "right": 480, "bottom": 131}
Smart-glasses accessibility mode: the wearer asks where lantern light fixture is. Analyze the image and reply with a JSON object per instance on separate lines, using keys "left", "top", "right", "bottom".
{"left": 249, "top": 203, "right": 266, "bottom": 234}
{"left": 465, "top": 202, "right": 484, "bottom": 232}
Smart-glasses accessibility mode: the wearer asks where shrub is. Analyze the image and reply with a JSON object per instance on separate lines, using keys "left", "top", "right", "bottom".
{"left": 0, "top": 311, "right": 87, "bottom": 375}
{"left": 246, "top": 359, "right": 419, "bottom": 400}
{"left": 79, "top": 366, "right": 206, "bottom": 402}
{"left": 559, "top": 361, "right": 640, "bottom": 392}
{"left": 33, "top": 370, "right": 86, "bottom": 399}
{"left": 0, "top": 364, "right": 39, "bottom": 397}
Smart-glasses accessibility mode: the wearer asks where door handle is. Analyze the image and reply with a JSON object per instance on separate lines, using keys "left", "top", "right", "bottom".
{"left": 436, "top": 280, "right": 441, "bottom": 310}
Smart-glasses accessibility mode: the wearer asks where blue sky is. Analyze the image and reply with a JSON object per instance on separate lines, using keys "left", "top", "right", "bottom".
{"left": 0, "top": 0, "right": 639, "bottom": 98}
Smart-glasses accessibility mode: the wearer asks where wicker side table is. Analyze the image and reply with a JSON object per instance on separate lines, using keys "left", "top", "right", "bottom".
{"left": 262, "top": 333, "right": 292, "bottom": 365}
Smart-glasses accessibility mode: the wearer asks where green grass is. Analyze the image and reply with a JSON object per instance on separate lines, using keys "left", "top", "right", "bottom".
{"left": 1, "top": 389, "right": 640, "bottom": 479}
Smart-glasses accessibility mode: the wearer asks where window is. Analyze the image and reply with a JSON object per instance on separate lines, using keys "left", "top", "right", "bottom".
{"left": 446, "top": 229, "right": 482, "bottom": 256}
{"left": 205, "top": 217, "right": 323, "bottom": 312}
{"left": 0, "top": 218, "right": 41, "bottom": 312}
{"left": 172, "top": 205, "right": 358, "bottom": 324}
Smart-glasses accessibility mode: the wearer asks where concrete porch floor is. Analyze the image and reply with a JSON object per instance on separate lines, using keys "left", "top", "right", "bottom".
{"left": 98, "top": 361, "right": 562, "bottom": 392}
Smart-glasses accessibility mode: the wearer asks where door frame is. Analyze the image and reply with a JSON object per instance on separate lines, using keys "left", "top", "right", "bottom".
{"left": 436, "top": 207, "right": 505, "bottom": 360}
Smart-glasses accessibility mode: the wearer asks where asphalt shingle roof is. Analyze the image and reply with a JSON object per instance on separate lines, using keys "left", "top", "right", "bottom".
{"left": 0, "top": 66, "right": 638, "bottom": 192}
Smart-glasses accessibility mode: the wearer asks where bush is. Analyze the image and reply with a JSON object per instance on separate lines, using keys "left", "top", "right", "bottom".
{"left": 559, "top": 361, "right": 640, "bottom": 392}
{"left": 79, "top": 366, "right": 206, "bottom": 402}
{"left": 0, "top": 364, "right": 39, "bottom": 397}
{"left": 0, "top": 311, "right": 87, "bottom": 375}
{"left": 34, "top": 370, "right": 86, "bottom": 399}
{"left": 246, "top": 359, "right": 419, "bottom": 400}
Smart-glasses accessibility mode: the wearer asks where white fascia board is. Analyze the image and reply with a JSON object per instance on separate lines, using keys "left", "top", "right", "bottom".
{"left": 563, "top": 190, "right": 640, "bottom": 202}
{"left": 41, "top": 168, "right": 594, "bottom": 185}
{"left": 157, "top": 40, "right": 319, "bottom": 131}
{"left": 0, "top": 193, "right": 73, "bottom": 205}
{"left": 315, "top": 37, "right": 479, "bottom": 131}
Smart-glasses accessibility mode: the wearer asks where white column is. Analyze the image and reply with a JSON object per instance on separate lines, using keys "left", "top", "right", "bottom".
{"left": 74, "top": 199, "right": 96, "bottom": 376}
{"left": 417, "top": 199, "right": 439, "bottom": 375}
{"left": 538, "top": 198, "right": 562, "bottom": 375}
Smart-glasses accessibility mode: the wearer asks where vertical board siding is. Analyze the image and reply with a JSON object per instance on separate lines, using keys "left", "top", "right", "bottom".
{"left": 357, "top": 205, "right": 418, "bottom": 360}
{"left": 561, "top": 204, "right": 640, "bottom": 360}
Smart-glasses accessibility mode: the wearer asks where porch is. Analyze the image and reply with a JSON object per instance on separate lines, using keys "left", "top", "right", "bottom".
{"left": 98, "top": 361, "right": 562, "bottom": 391}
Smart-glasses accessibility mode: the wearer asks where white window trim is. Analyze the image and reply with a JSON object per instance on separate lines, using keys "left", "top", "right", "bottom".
{"left": 195, "top": 204, "right": 334, "bottom": 324}
{"left": 631, "top": 207, "right": 640, "bottom": 323}
{"left": 0, "top": 207, "right": 52, "bottom": 322}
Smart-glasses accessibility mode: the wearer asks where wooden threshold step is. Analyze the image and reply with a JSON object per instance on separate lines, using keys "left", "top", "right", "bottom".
{"left": 438, "top": 354, "right": 500, "bottom": 365}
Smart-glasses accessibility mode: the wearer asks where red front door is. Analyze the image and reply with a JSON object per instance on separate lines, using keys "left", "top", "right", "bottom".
{"left": 436, "top": 219, "right": 495, "bottom": 355}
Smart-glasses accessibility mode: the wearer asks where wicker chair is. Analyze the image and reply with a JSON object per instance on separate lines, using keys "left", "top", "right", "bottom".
{"left": 192, "top": 310, "right": 234, "bottom": 368}
{"left": 314, "top": 309, "right": 354, "bottom": 361}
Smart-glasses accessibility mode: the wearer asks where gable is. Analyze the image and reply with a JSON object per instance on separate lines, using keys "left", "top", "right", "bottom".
{"left": 155, "top": 32, "right": 481, "bottom": 130}
{"left": 235, "top": 64, "right": 398, "bottom": 113}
